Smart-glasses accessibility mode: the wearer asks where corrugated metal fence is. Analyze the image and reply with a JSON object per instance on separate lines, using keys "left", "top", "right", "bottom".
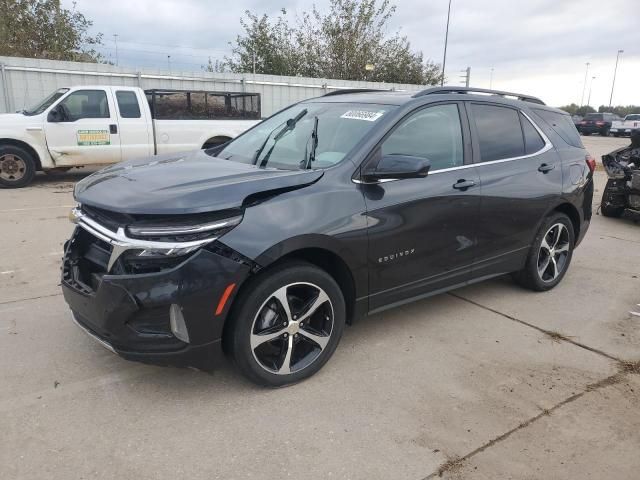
{"left": 0, "top": 56, "right": 424, "bottom": 116}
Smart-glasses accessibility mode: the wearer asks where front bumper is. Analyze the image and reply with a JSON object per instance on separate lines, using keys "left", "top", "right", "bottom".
{"left": 61, "top": 227, "right": 251, "bottom": 369}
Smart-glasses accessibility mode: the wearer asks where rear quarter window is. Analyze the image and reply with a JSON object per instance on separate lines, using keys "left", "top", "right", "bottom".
{"left": 532, "top": 109, "right": 583, "bottom": 149}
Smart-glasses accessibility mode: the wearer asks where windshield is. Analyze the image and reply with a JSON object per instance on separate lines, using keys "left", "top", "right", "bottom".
{"left": 214, "top": 102, "right": 395, "bottom": 170}
{"left": 23, "top": 88, "right": 69, "bottom": 116}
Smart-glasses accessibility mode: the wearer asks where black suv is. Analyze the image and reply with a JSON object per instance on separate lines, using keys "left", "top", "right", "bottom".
{"left": 62, "top": 87, "right": 594, "bottom": 386}
{"left": 577, "top": 112, "right": 617, "bottom": 136}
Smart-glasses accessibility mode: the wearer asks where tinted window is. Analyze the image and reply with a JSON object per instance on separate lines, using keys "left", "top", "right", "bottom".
{"left": 381, "top": 104, "right": 463, "bottom": 171}
{"left": 116, "top": 91, "right": 141, "bottom": 118}
{"left": 626, "top": 114, "right": 640, "bottom": 121}
{"left": 584, "top": 113, "right": 603, "bottom": 121}
{"left": 533, "top": 109, "right": 583, "bottom": 148}
{"left": 472, "top": 104, "right": 524, "bottom": 162}
{"left": 520, "top": 113, "right": 545, "bottom": 154}
{"left": 58, "top": 90, "right": 109, "bottom": 121}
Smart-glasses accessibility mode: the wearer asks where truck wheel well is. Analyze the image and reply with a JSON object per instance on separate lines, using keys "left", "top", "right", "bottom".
{"left": 202, "top": 136, "right": 232, "bottom": 149}
{"left": 0, "top": 139, "right": 42, "bottom": 170}
{"left": 554, "top": 203, "right": 580, "bottom": 240}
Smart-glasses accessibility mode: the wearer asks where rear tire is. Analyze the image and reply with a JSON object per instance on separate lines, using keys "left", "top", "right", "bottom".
{"left": 600, "top": 128, "right": 610, "bottom": 137}
{"left": 600, "top": 180, "right": 625, "bottom": 218}
{"left": 512, "top": 213, "right": 575, "bottom": 292}
{"left": 228, "top": 261, "right": 345, "bottom": 387}
{"left": 0, "top": 145, "right": 36, "bottom": 188}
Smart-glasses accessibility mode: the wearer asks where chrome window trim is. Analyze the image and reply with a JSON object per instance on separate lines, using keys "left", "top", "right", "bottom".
{"left": 70, "top": 207, "right": 217, "bottom": 273}
{"left": 352, "top": 109, "right": 554, "bottom": 183}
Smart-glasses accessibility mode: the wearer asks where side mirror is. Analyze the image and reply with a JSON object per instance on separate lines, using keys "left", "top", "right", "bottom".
{"left": 47, "top": 104, "right": 66, "bottom": 122}
{"left": 363, "top": 154, "right": 431, "bottom": 182}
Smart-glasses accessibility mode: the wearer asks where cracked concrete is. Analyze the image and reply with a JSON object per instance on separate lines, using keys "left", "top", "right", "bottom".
{"left": 1, "top": 137, "right": 638, "bottom": 479}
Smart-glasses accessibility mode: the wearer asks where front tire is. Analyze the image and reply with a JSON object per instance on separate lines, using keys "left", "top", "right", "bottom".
{"left": 229, "top": 262, "right": 346, "bottom": 387}
{"left": 0, "top": 145, "right": 36, "bottom": 188}
{"left": 512, "top": 213, "right": 575, "bottom": 292}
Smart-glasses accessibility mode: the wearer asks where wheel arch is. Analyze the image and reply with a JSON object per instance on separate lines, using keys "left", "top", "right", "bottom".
{"left": 0, "top": 138, "right": 42, "bottom": 170}
{"left": 550, "top": 202, "right": 581, "bottom": 240}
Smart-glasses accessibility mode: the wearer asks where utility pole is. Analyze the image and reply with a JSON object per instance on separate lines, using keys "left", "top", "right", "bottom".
{"left": 580, "top": 62, "right": 590, "bottom": 106}
{"left": 113, "top": 34, "right": 119, "bottom": 66}
{"left": 460, "top": 67, "right": 470, "bottom": 87}
{"left": 489, "top": 67, "right": 494, "bottom": 89}
{"left": 609, "top": 49, "right": 623, "bottom": 107}
{"left": 441, "top": 0, "right": 452, "bottom": 86}
{"left": 587, "top": 76, "right": 596, "bottom": 107}
{"left": 167, "top": 55, "right": 171, "bottom": 71}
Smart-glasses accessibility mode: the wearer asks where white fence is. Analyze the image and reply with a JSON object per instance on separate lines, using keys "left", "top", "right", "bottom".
{"left": 0, "top": 56, "right": 425, "bottom": 117}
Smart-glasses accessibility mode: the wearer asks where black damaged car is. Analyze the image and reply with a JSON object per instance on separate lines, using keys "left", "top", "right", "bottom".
{"left": 62, "top": 87, "right": 595, "bottom": 386}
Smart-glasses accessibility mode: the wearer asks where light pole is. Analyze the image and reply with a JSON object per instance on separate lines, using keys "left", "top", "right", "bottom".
{"left": 587, "top": 76, "right": 596, "bottom": 107}
{"left": 167, "top": 55, "right": 171, "bottom": 71}
{"left": 441, "top": 0, "right": 452, "bottom": 86}
{"left": 580, "top": 62, "right": 590, "bottom": 106}
{"left": 609, "top": 49, "right": 623, "bottom": 107}
{"left": 489, "top": 67, "right": 494, "bottom": 89}
{"left": 113, "top": 34, "right": 119, "bottom": 66}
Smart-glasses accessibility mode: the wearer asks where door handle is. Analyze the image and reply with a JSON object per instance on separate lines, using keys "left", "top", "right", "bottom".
{"left": 452, "top": 179, "right": 476, "bottom": 190}
{"left": 109, "top": 124, "right": 118, "bottom": 134}
{"left": 538, "top": 163, "right": 555, "bottom": 173}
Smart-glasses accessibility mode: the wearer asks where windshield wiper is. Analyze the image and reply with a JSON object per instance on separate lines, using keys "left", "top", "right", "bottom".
{"left": 304, "top": 116, "right": 319, "bottom": 169}
{"left": 254, "top": 109, "right": 308, "bottom": 168}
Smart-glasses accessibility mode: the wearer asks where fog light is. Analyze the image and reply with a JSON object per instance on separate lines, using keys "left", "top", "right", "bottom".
{"left": 169, "top": 304, "right": 189, "bottom": 343}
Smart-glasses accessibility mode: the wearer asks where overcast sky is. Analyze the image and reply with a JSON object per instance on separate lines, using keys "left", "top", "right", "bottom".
{"left": 64, "top": 0, "right": 640, "bottom": 107}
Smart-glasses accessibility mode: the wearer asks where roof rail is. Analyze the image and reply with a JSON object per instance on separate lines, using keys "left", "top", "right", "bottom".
{"left": 322, "top": 88, "right": 391, "bottom": 97}
{"left": 412, "top": 86, "right": 545, "bottom": 105}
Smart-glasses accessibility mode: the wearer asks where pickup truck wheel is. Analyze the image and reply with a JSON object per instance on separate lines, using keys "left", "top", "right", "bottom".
{"left": 228, "top": 261, "right": 345, "bottom": 387}
{"left": 512, "top": 213, "right": 574, "bottom": 292}
{"left": 0, "top": 145, "right": 36, "bottom": 188}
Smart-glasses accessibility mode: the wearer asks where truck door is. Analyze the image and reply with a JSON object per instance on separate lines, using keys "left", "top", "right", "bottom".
{"left": 44, "top": 89, "right": 121, "bottom": 166}
{"left": 113, "top": 88, "right": 153, "bottom": 161}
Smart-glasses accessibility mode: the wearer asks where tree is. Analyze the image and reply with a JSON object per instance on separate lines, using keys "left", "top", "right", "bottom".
{"left": 597, "top": 105, "right": 640, "bottom": 117}
{"left": 0, "top": 0, "right": 103, "bottom": 62}
{"left": 558, "top": 104, "right": 595, "bottom": 116}
{"left": 222, "top": 1, "right": 443, "bottom": 85}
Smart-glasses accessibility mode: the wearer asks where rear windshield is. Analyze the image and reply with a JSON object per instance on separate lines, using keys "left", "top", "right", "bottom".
{"left": 626, "top": 114, "right": 640, "bottom": 121}
{"left": 584, "top": 113, "right": 603, "bottom": 121}
{"left": 533, "top": 109, "right": 583, "bottom": 149}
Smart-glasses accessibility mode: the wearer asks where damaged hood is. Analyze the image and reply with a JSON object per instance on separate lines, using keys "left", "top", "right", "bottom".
{"left": 74, "top": 150, "right": 324, "bottom": 214}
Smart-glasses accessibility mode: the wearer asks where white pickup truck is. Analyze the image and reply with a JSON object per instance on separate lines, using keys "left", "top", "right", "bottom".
{"left": 610, "top": 114, "right": 640, "bottom": 137}
{"left": 0, "top": 86, "right": 261, "bottom": 187}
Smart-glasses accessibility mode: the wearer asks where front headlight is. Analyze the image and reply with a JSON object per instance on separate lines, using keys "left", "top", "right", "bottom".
{"left": 70, "top": 205, "right": 243, "bottom": 273}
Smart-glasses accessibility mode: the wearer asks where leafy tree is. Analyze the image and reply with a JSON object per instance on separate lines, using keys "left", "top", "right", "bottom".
{"left": 222, "top": 1, "right": 443, "bottom": 85}
{"left": 558, "top": 104, "right": 596, "bottom": 116}
{"left": 0, "top": 0, "right": 102, "bottom": 62}
{"left": 597, "top": 105, "right": 640, "bottom": 117}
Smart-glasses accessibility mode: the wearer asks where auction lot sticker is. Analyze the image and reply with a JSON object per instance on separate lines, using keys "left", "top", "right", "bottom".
{"left": 340, "top": 110, "right": 385, "bottom": 121}
{"left": 77, "top": 130, "right": 110, "bottom": 146}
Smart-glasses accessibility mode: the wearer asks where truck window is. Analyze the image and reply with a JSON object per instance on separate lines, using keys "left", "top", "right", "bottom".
{"left": 58, "top": 90, "right": 110, "bottom": 121}
{"left": 116, "top": 91, "right": 141, "bottom": 118}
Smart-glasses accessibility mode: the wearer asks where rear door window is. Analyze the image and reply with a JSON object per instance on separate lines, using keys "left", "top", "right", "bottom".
{"left": 116, "top": 91, "right": 141, "bottom": 118}
{"left": 520, "top": 113, "right": 545, "bottom": 154}
{"left": 471, "top": 104, "right": 524, "bottom": 162}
